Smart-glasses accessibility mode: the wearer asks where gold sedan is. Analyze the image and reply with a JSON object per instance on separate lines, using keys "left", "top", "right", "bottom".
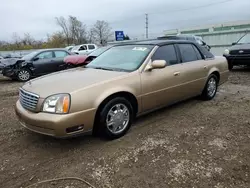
{"left": 15, "top": 40, "right": 229, "bottom": 139}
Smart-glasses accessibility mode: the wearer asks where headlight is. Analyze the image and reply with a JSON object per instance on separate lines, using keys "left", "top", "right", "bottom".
{"left": 224, "top": 49, "right": 230, "bottom": 55}
{"left": 21, "top": 62, "right": 27, "bottom": 66}
{"left": 42, "top": 94, "right": 70, "bottom": 114}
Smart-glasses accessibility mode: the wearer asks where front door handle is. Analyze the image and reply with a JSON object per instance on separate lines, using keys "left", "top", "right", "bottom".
{"left": 174, "top": 72, "right": 180, "bottom": 76}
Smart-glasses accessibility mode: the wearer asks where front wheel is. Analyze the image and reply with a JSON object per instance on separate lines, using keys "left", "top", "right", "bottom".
{"left": 17, "top": 69, "right": 31, "bottom": 82}
{"left": 201, "top": 74, "right": 218, "bottom": 100}
{"left": 228, "top": 62, "right": 233, "bottom": 70}
{"left": 97, "top": 97, "right": 134, "bottom": 139}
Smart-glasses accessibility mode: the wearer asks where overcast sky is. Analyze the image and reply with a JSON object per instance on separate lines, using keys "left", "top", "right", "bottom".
{"left": 1, "top": 0, "right": 250, "bottom": 41}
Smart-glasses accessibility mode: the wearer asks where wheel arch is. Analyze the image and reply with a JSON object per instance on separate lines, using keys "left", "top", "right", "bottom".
{"left": 92, "top": 91, "right": 139, "bottom": 134}
{"left": 208, "top": 68, "right": 220, "bottom": 83}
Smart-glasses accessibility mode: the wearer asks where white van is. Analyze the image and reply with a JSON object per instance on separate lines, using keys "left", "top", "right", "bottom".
{"left": 71, "top": 44, "right": 98, "bottom": 55}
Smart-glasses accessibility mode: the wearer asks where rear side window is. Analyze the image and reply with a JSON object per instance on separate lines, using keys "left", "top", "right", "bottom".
{"left": 88, "top": 45, "right": 96, "bottom": 50}
{"left": 55, "top": 51, "right": 68, "bottom": 58}
{"left": 178, "top": 44, "right": 198, "bottom": 63}
{"left": 152, "top": 45, "right": 178, "bottom": 65}
{"left": 36, "top": 51, "right": 53, "bottom": 59}
{"left": 192, "top": 45, "right": 203, "bottom": 60}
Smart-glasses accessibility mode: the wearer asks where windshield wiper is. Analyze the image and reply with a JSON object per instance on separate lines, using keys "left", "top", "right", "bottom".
{"left": 91, "top": 66, "right": 114, "bottom": 71}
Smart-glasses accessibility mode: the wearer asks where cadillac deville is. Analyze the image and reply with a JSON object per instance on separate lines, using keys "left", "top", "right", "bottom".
{"left": 15, "top": 40, "right": 229, "bottom": 139}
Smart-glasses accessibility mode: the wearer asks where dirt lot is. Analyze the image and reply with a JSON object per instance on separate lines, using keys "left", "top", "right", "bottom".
{"left": 0, "top": 68, "right": 250, "bottom": 188}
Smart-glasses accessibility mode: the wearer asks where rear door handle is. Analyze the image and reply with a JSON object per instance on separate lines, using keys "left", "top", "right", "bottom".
{"left": 174, "top": 72, "right": 180, "bottom": 76}
{"left": 204, "top": 65, "right": 208, "bottom": 69}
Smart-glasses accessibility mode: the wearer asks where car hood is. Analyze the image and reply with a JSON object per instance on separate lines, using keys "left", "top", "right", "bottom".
{"left": 64, "top": 55, "right": 88, "bottom": 65}
{"left": 229, "top": 43, "right": 250, "bottom": 50}
{"left": 0, "top": 58, "right": 21, "bottom": 66}
{"left": 22, "top": 68, "right": 128, "bottom": 98}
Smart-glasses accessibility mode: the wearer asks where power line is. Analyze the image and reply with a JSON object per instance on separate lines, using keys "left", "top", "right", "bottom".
{"left": 109, "top": 0, "right": 237, "bottom": 25}
{"left": 149, "top": 0, "right": 236, "bottom": 15}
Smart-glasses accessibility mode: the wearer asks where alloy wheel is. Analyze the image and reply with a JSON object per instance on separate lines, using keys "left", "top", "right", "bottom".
{"left": 207, "top": 77, "right": 217, "bottom": 97}
{"left": 106, "top": 103, "right": 130, "bottom": 135}
{"left": 18, "top": 70, "right": 30, "bottom": 81}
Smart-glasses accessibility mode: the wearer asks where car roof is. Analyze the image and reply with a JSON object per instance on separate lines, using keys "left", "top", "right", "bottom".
{"left": 113, "top": 39, "right": 197, "bottom": 47}
{"left": 35, "top": 48, "right": 67, "bottom": 52}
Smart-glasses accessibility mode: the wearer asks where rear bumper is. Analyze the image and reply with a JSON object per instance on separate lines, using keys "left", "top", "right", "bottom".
{"left": 15, "top": 100, "right": 96, "bottom": 138}
{"left": 223, "top": 54, "right": 250, "bottom": 65}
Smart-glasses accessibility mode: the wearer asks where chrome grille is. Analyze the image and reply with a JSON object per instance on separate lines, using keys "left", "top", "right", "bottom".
{"left": 19, "top": 88, "right": 39, "bottom": 111}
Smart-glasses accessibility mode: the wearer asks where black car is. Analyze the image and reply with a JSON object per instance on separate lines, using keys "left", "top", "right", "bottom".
{"left": 223, "top": 32, "right": 250, "bottom": 70}
{"left": 0, "top": 49, "right": 72, "bottom": 81}
{"left": 157, "top": 34, "right": 211, "bottom": 51}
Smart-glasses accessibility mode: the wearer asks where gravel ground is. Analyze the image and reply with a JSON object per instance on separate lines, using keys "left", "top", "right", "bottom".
{"left": 0, "top": 67, "right": 250, "bottom": 188}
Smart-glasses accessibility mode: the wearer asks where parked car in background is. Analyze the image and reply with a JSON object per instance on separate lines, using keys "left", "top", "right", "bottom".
{"left": 223, "top": 32, "right": 250, "bottom": 70}
{"left": 65, "top": 45, "right": 75, "bottom": 52}
{"left": 15, "top": 40, "right": 229, "bottom": 139}
{"left": 0, "top": 56, "right": 5, "bottom": 73}
{"left": 158, "top": 34, "right": 211, "bottom": 51}
{"left": 1, "top": 49, "right": 72, "bottom": 81}
{"left": 2, "top": 53, "right": 23, "bottom": 59}
{"left": 64, "top": 46, "right": 112, "bottom": 67}
{"left": 71, "top": 44, "right": 98, "bottom": 55}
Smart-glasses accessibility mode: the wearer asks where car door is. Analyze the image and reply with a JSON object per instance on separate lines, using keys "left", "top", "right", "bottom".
{"left": 87, "top": 44, "right": 96, "bottom": 54}
{"left": 176, "top": 43, "right": 208, "bottom": 98}
{"left": 54, "top": 50, "right": 70, "bottom": 71}
{"left": 32, "top": 51, "right": 55, "bottom": 75}
{"left": 140, "top": 44, "right": 185, "bottom": 112}
{"left": 78, "top": 45, "right": 88, "bottom": 55}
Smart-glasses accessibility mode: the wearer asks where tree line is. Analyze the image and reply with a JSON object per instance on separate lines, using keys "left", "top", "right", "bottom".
{"left": 0, "top": 15, "right": 129, "bottom": 51}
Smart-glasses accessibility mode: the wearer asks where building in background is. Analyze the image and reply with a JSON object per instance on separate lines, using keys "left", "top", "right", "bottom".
{"left": 163, "top": 19, "right": 250, "bottom": 55}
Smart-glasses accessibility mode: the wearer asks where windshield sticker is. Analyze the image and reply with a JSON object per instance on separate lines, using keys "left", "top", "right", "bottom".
{"left": 132, "top": 47, "right": 148, "bottom": 51}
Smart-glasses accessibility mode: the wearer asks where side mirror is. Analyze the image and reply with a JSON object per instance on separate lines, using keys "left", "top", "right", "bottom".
{"left": 232, "top": 42, "right": 237, "bottom": 45}
{"left": 33, "top": 57, "right": 39, "bottom": 61}
{"left": 145, "top": 60, "right": 167, "bottom": 71}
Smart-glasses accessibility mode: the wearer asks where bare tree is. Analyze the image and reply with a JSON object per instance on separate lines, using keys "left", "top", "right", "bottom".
{"left": 12, "top": 32, "right": 21, "bottom": 49}
{"left": 68, "top": 16, "right": 87, "bottom": 44}
{"left": 92, "top": 20, "right": 112, "bottom": 45}
{"left": 22, "top": 33, "right": 34, "bottom": 45}
{"left": 55, "top": 16, "right": 70, "bottom": 45}
{"left": 87, "top": 28, "right": 95, "bottom": 43}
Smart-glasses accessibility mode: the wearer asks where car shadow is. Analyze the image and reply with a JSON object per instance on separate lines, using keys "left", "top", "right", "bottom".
{"left": 0, "top": 76, "right": 18, "bottom": 83}
{"left": 134, "top": 96, "right": 199, "bottom": 125}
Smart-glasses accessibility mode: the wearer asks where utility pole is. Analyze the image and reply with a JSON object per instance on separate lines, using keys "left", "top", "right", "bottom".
{"left": 145, "top": 13, "right": 148, "bottom": 39}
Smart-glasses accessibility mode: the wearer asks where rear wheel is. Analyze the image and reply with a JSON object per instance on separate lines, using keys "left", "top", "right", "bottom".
{"left": 201, "top": 74, "right": 218, "bottom": 100}
{"left": 97, "top": 97, "right": 134, "bottom": 139}
{"left": 17, "top": 69, "right": 31, "bottom": 82}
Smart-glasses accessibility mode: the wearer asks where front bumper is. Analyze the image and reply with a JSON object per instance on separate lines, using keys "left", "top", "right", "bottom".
{"left": 2, "top": 67, "right": 16, "bottom": 77}
{"left": 15, "top": 100, "right": 96, "bottom": 138}
{"left": 223, "top": 54, "right": 250, "bottom": 65}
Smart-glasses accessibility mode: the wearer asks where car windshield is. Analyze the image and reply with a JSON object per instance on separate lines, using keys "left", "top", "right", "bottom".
{"left": 21, "top": 51, "right": 39, "bottom": 60}
{"left": 86, "top": 45, "right": 154, "bottom": 72}
{"left": 71, "top": 45, "right": 81, "bottom": 51}
{"left": 238, "top": 33, "right": 250, "bottom": 44}
{"left": 88, "top": 46, "right": 110, "bottom": 57}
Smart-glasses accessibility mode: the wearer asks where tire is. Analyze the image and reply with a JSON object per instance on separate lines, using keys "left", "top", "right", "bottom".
{"left": 201, "top": 74, "right": 218, "bottom": 100}
{"left": 228, "top": 62, "right": 233, "bottom": 71}
{"left": 17, "top": 69, "right": 31, "bottom": 82}
{"left": 97, "top": 97, "right": 134, "bottom": 139}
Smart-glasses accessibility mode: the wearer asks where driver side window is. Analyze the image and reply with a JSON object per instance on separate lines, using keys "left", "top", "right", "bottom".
{"left": 36, "top": 51, "right": 53, "bottom": 59}
{"left": 79, "top": 45, "right": 87, "bottom": 51}
{"left": 151, "top": 45, "right": 179, "bottom": 66}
